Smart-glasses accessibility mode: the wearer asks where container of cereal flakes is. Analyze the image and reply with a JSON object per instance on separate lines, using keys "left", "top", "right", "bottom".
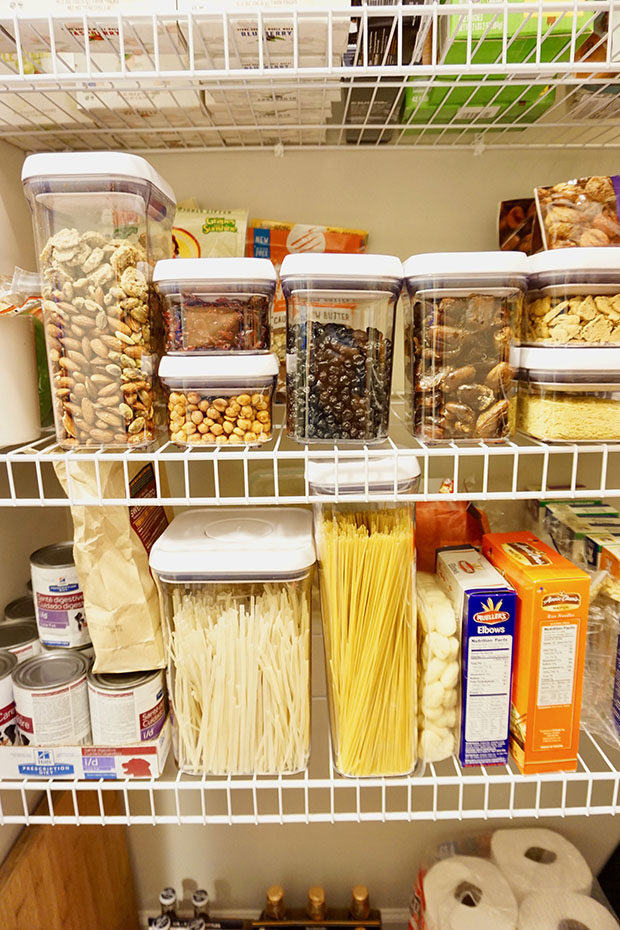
{"left": 525, "top": 248, "right": 620, "bottom": 347}
{"left": 22, "top": 153, "right": 176, "bottom": 449}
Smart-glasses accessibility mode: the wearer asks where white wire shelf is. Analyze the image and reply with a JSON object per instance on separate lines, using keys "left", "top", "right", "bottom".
{"left": 0, "top": 3, "right": 620, "bottom": 150}
{"left": 1, "top": 401, "right": 620, "bottom": 507}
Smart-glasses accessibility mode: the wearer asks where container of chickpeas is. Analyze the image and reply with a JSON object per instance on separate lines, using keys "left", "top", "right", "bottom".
{"left": 158, "top": 354, "right": 278, "bottom": 446}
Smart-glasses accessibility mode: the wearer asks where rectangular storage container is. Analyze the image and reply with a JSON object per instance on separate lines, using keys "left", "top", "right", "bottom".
{"left": 517, "top": 346, "right": 620, "bottom": 442}
{"left": 309, "top": 457, "right": 419, "bottom": 777}
{"left": 149, "top": 508, "right": 315, "bottom": 776}
{"left": 525, "top": 248, "right": 620, "bottom": 347}
{"left": 403, "top": 252, "right": 528, "bottom": 442}
{"left": 153, "top": 257, "right": 276, "bottom": 353}
{"left": 22, "top": 152, "right": 176, "bottom": 449}
{"left": 159, "top": 353, "right": 278, "bottom": 446}
{"left": 281, "top": 254, "right": 402, "bottom": 443}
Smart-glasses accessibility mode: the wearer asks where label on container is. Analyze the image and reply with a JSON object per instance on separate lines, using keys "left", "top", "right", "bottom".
{"left": 0, "top": 674, "right": 17, "bottom": 746}
{"left": 31, "top": 562, "right": 90, "bottom": 648}
{"left": 8, "top": 638, "right": 42, "bottom": 664}
{"left": 13, "top": 675, "right": 91, "bottom": 746}
{"left": 88, "top": 673, "right": 166, "bottom": 745}
{"left": 537, "top": 623, "right": 577, "bottom": 707}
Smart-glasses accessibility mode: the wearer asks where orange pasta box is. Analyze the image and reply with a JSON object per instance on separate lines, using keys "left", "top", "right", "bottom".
{"left": 482, "top": 531, "right": 590, "bottom": 775}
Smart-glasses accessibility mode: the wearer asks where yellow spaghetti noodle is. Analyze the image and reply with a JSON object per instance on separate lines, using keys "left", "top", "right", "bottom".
{"left": 317, "top": 506, "right": 416, "bottom": 776}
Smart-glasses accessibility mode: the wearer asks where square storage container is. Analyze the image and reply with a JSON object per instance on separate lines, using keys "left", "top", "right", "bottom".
{"left": 309, "top": 457, "right": 419, "bottom": 777}
{"left": 403, "top": 252, "right": 528, "bottom": 442}
{"left": 22, "top": 152, "right": 176, "bottom": 449}
{"left": 281, "top": 254, "right": 402, "bottom": 443}
{"left": 153, "top": 257, "right": 276, "bottom": 353}
{"left": 517, "top": 346, "right": 620, "bottom": 441}
{"left": 525, "top": 248, "right": 620, "bottom": 347}
{"left": 149, "top": 507, "right": 315, "bottom": 775}
{"left": 159, "top": 353, "right": 278, "bottom": 446}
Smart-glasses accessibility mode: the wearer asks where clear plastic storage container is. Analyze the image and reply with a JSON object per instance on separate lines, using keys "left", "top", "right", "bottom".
{"left": 149, "top": 507, "right": 315, "bottom": 775}
{"left": 403, "top": 252, "right": 528, "bottom": 442}
{"left": 159, "top": 353, "right": 278, "bottom": 446}
{"left": 517, "top": 346, "right": 620, "bottom": 441}
{"left": 153, "top": 257, "right": 276, "bottom": 353}
{"left": 309, "top": 457, "right": 419, "bottom": 776}
{"left": 525, "top": 248, "right": 620, "bottom": 347}
{"left": 281, "top": 254, "right": 402, "bottom": 443}
{"left": 22, "top": 152, "right": 176, "bottom": 449}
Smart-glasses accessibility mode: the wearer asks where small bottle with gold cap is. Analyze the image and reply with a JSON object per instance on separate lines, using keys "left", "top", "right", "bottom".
{"left": 262, "top": 885, "right": 286, "bottom": 921}
{"left": 349, "top": 886, "right": 370, "bottom": 922}
{"left": 306, "top": 886, "right": 327, "bottom": 922}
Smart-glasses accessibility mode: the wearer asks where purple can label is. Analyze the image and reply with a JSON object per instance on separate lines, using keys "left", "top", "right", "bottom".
{"left": 32, "top": 562, "right": 89, "bottom": 647}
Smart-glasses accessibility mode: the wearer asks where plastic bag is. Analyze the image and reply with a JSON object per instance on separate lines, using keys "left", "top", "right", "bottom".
{"left": 415, "top": 497, "right": 490, "bottom": 573}
{"left": 172, "top": 206, "right": 248, "bottom": 258}
{"left": 498, "top": 198, "right": 542, "bottom": 255}
{"left": 534, "top": 175, "right": 620, "bottom": 249}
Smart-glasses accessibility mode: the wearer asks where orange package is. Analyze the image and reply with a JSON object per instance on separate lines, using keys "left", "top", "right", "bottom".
{"left": 482, "top": 531, "right": 590, "bottom": 775}
{"left": 416, "top": 501, "right": 490, "bottom": 573}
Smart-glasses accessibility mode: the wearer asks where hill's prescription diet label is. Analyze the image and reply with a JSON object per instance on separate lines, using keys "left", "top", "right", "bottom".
{"left": 30, "top": 542, "right": 90, "bottom": 648}
{"left": 88, "top": 669, "right": 166, "bottom": 746}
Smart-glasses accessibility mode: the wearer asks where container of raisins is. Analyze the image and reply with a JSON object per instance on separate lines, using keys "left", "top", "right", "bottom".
{"left": 281, "top": 254, "right": 402, "bottom": 443}
{"left": 154, "top": 257, "right": 276, "bottom": 353}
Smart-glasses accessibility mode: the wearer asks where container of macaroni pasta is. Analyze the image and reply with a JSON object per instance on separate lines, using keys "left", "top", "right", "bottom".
{"left": 517, "top": 346, "right": 620, "bottom": 441}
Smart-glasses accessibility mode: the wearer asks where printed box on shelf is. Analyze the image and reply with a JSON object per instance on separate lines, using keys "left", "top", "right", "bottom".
{"left": 585, "top": 530, "right": 620, "bottom": 570}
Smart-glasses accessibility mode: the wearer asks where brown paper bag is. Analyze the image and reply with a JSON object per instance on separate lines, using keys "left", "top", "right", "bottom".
{"left": 54, "top": 459, "right": 167, "bottom": 672}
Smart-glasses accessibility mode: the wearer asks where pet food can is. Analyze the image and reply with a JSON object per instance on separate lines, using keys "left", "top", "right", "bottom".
{"left": 0, "top": 620, "right": 41, "bottom": 663}
{"left": 88, "top": 669, "right": 166, "bottom": 746}
{"left": 12, "top": 651, "right": 91, "bottom": 746}
{"left": 43, "top": 641, "right": 95, "bottom": 661}
{"left": 4, "top": 595, "right": 35, "bottom": 624}
{"left": 30, "top": 542, "right": 90, "bottom": 648}
{"left": 0, "top": 651, "right": 18, "bottom": 745}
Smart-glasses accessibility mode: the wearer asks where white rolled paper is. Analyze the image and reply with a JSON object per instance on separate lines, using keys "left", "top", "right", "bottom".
{"left": 518, "top": 892, "right": 620, "bottom": 930}
{"left": 423, "top": 855, "right": 518, "bottom": 930}
{"left": 491, "top": 828, "right": 592, "bottom": 903}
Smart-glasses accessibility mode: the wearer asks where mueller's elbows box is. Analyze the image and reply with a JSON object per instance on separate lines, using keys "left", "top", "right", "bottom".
{"left": 436, "top": 546, "right": 516, "bottom": 768}
{"left": 482, "top": 531, "right": 590, "bottom": 775}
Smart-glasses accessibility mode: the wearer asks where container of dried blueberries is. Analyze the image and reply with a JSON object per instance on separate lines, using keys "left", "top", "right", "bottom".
{"left": 159, "top": 353, "right": 278, "bottom": 446}
{"left": 22, "top": 152, "right": 176, "bottom": 449}
{"left": 280, "top": 254, "right": 402, "bottom": 443}
{"left": 403, "top": 251, "right": 528, "bottom": 442}
{"left": 153, "top": 257, "right": 276, "bottom": 353}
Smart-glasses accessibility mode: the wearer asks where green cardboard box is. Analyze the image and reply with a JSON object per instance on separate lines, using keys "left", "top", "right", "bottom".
{"left": 401, "top": 81, "right": 556, "bottom": 132}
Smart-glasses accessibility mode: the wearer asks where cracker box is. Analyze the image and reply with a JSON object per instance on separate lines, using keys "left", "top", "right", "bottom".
{"left": 482, "top": 531, "right": 590, "bottom": 774}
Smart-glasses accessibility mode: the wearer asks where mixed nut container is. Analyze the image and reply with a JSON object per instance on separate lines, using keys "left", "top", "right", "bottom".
{"left": 22, "top": 152, "right": 176, "bottom": 449}
{"left": 150, "top": 508, "right": 315, "bottom": 775}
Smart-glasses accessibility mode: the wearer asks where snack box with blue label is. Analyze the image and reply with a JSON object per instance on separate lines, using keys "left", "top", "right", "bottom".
{"left": 0, "top": 717, "right": 170, "bottom": 779}
{"left": 435, "top": 547, "right": 517, "bottom": 767}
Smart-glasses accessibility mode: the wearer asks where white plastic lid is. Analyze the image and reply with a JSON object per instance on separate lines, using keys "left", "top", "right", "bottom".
{"left": 307, "top": 455, "right": 420, "bottom": 493}
{"left": 149, "top": 507, "right": 315, "bottom": 580}
{"left": 403, "top": 251, "right": 528, "bottom": 280}
{"left": 518, "top": 345, "right": 620, "bottom": 384}
{"left": 153, "top": 257, "right": 276, "bottom": 285}
{"left": 280, "top": 253, "right": 403, "bottom": 282}
{"left": 22, "top": 152, "right": 176, "bottom": 206}
{"left": 159, "top": 353, "right": 279, "bottom": 385}
{"left": 530, "top": 247, "right": 620, "bottom": 275}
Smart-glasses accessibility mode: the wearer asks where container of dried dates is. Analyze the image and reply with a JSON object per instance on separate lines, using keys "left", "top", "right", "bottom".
{"left": 159, "top": 353, "right": 278, "bottom": 446}
{"left": 534, "top": 175, "right": 620, "bottom": 249}
{"left": 525, "top": 248, "right": 620, "bottom": 346}
{"left": 22, "top": 152, "right": 176, "bottom": 449}
{"left": 280, "top": 253, "right": 402, "bottom": 444}
{"left": 153, "top": 257, "right": 275, "bottom": 353}
{"left": 403, "top": 252, "right": 528, "bottom": 442}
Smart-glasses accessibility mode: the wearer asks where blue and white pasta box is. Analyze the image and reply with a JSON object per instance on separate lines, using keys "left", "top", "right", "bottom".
{"left": 436, "top": 547, "right": 517, "bottom": 767}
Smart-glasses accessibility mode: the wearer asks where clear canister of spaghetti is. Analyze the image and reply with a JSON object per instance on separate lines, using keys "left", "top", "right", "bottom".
{"left": 308, "top": 456, "right": 420, "bottom": 777}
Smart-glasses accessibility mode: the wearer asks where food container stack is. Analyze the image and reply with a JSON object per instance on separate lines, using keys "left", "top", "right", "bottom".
{"left": 154, "top": 257, "right": 280, "bottom": 446}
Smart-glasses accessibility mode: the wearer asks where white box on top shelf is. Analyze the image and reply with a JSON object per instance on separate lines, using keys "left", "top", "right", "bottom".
{"left": 0, "top": 52, "right": 94, "bottom": 129}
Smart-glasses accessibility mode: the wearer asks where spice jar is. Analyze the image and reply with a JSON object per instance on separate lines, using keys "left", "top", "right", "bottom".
{"left": 281, "top": 254, "right": 402, "bottom": 443}
{"left": 403, "top": 252, "right": 527, "bottom": 442}
{"left": 22, "top": 152, "right": 176, "bottom": 449}
{"left": 309, "top": 456, "right": 419, "bottom": 776}
{"left": 517, "top": 346, "right": 620, "bottom": 441}
{"left": 159, "top": 354, "right": 278, "bottom": 446}
{"left": 149, "top": 507, "right": 315, "bottom": 775}
{"left": 525, "top": 248, "right": 620, "bottom": 346}
{"left": 154, "top": 257, "right": 276, "bottom": 353}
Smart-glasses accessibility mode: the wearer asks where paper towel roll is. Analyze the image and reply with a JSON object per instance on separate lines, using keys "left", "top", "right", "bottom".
{"left": 491, "top": 828, "right": 592, "bottom": 903}
{"left": 518, "top": 892, "right": 620, "bottom": 930}
{"left": 423, "top": 855, "right": 518, "bottom": 930}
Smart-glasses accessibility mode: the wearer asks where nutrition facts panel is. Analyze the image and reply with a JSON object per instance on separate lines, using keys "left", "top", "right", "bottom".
{"left": 538, "top": 624, "right": 578, "bottom": 708}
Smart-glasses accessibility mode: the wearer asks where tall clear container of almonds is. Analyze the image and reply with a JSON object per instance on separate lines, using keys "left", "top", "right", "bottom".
{"left": 22, "top": 153, "right": 176, "bottom": 448}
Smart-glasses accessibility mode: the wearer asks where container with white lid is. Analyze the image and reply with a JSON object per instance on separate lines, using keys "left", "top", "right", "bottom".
{"left": 150, "top": 508, "right": 315, "bottom": 775}
{"left": 159, "top": 353, "right": 278, "bottom": 446}
{"left": 154, "top": 257, "right": 277, "bottom": 354}
{"left": 525, "top": 247, "right": 620, "bottom": 347}
{"left": 22, "top": 152, "right": 176, "bottom": 450}
{"left": 517, "top": 345, "right": 620, "bottom": 441}
{"left": 403, "top": 251, "right": 527, "bottom": 442}
{"left": 280, "top": 253, "right": 402, "bottom": 444}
